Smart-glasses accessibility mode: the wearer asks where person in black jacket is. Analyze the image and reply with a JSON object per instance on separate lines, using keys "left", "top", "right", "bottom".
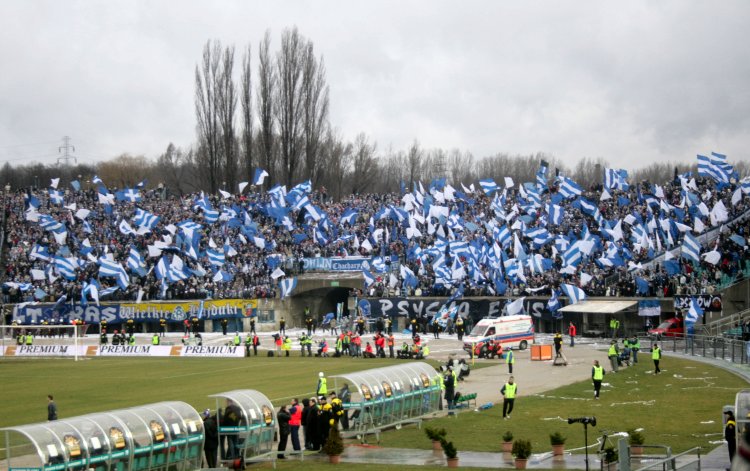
{"left": 277, "top": 405, "right": 291, "bottom": 459}
{"left": 302, "top": 398, "right": 317, "bottom": 450}
{"left": 202, "top": 410, "right": 218, "bottom": 468}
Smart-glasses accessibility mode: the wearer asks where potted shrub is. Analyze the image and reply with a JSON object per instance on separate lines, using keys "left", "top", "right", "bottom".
{"left": 603, "top": 446, "right": 618, "bottom": 471}
{"left": 440, "top": 438, "right": 459, "bottom": 468}
{"left": 511, "top": 438, "right": 532, "bottom": 470}
{"left": 628, "top": 429, "right": 645, "bottom": 456}
{"left": 425, "top": 426, "right": 447, "bottom": 452}
{"left": 322, "top": 427, "right": 345, "bottom": 464}
{"left": 502, "top": 430, "right": 514, "bottom": 453}
{"left": 549, "top": 431, "right": 566, "bottom": 456}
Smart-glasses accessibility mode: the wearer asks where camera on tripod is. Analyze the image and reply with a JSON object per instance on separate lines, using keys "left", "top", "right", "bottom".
{"left": 568, "top": 417, "right": 597, "bottom": 426}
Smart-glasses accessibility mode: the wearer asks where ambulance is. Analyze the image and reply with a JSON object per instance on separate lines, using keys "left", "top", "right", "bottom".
{"left": 462, "top": 315, "right": 535, "bottom": 354}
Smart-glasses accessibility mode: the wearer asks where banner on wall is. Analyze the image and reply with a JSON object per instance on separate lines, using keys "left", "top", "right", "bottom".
{"left": 673, "top": 295, "right": 722, "bottom": 313}
{"left": 363, "top": 297, "right": 557, "bottom": 321}
{"left": 302, "top": 255, "right": 399, "bottom": 272}
{"left": 1, "top": 345, "right": 246, "bottom": 358}
{"left": 12, "top": 299, "right": 259, "bottom": 325}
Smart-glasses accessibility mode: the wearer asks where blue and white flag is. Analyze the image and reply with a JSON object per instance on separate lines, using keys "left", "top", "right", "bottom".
{"left": 680, "top": 232, "right": 701, "bottom": 263}
{"left": 558, "top": 176, "right": 583, "bottom": 199}
{"left": 686, "top": 297, "right": 704, "bottom": 323}
{"left": 493, "top": 225, "right": 511, "bottom": 248}
{"left": 663, "top": 259, "right": 680, "bottom": 275}
{"left": 635, "top": 276, "right": 650, "bottom": 295}
{"left": 561, "top": 283, "right": 586, "bottom": 305}
{"left": 563, "top": 244, "right": 582, "bottom": 267}
{"left": 127, "top": 246, "right": 146, "bottom": 275}
{"left": 548, "top": 290, "right": 561, "bottom": 315}
{"left": 253, "top": 168, "right": 269, "bottom": 186}
{"left": 340, "top": 208, "right": 358, "bottom": 226}
{"left": 54, "top": 256, "right": 78, "bottom": 280}
{"left": 363, "top": 269, "right": 376, "bottom": 287}
{"left": 638, "top": 299, "right": 661, "bottom": 317}
{"left": 48, "top": 189, "right": 64, "bottom": 205}
{"left": 98, "top": 257, "right": 129, "bottom": 289}
{"left": 134, "top": 208, "right": 160, "bottom": 229}
{"left": 213, "top": 269, "right": 234, "bottom": 283}
{"left": 280, "top": 277, "right": 297, "bottom": 299}
{"left": 203, "top": 208, "right": 219, "bottom": 224}
{"left": 536, "top": 162, "right": 548, "bottom": 190}
{"left": 70, "top": 180, "right": 81, "bottom": 192}
{"left": 116, "top": 188, "right": 142, "bottom": 203}
{"left": 92, "top": 175, "right": 103, "bottom": 185}
{"left": 547, "top": 203, "right": 564, "bottom": 226}
{"left": 479, "top": 178, "right": 500, "bottom": 195}
{"left": 505, "top": 297, "right": 526, "bottom": 316}
{"left": 604, "top": 168, "right": 629, "bottom": 190}
{"left": 30, "top": 244, "right": 51, "bottom": 261}
{"left": 206, "top": 248, "right": 225, "bottom": 267}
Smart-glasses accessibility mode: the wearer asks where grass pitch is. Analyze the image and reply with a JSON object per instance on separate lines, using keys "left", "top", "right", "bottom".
{"left": 0, "top": 354, "right": 746, "bottom": 458}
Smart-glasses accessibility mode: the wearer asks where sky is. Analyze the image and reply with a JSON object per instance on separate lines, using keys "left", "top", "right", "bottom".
{"left": 1, "top": 0, "right": 749, "bottom": 171}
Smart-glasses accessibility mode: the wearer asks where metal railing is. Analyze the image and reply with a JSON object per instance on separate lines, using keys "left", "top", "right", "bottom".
{"left": 640, "top": 333, "right": 750, "bottom": 365}
{"left": 633, "top": 446, "right": 702, "bottom": 471}
{"left": 699, "top": 307, "right": 750, "bottom": 337}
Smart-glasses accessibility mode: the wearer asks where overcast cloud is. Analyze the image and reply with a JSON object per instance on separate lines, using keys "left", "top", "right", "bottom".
{"left": 1, "top": 0, "right": 749, "bottom": 170}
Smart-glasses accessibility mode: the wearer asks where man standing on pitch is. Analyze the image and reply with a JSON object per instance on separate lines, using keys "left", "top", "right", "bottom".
{"left": 592, "top": 360, "right": 604, "bottom": 399}
{"left": 47, "top": 395, "right": 58, "bottom": 421}
{"left": 501, "top": 376, "right": 517, "bottom": 419}
{"left": 568, "top": 322, "right": 576, "bottom": 347}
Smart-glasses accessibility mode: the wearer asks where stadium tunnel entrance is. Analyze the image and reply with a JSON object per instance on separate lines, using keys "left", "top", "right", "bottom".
{"left": 286, "top": 273, "right": 363, "bottom": 328}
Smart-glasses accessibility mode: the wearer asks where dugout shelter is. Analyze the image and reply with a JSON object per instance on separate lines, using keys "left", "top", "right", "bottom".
{"left": 330, "top": 362, "right": 441, "bottom": 443}
{"left": 208, "top": 390, "right": 276, "bottom": 466}
{"left": 0, "top": 401, "right": 204, "bottom": 471}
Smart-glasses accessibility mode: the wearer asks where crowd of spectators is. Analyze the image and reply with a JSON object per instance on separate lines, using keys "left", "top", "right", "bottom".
{"left": 2, "top": 167, "right": 750, "bottom": 309}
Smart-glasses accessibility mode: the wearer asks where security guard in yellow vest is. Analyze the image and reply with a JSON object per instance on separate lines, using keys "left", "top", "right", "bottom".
{"left": 592, "top": 360, "right": 605, "bottom": 399}
{"left": 501, "top": 376, "right": 517, "bottom": 419}
{"left": 652, "top": 343, "right": 661, "bottom": 374}
{"left": 609, "top": 318, "right": 620, "bottom": 338}
{"left": 128, "top": 335, "right": 136, "bottom": 346}
{"left": 152, "top": 334, "right": 160, "bottom": 345}
{"left": 432, "top": 369, "right": 445, "bottom": 410}
{"left": 233, "top": 332, "right": 241, "bottom": 347}
{"left": 25, "top": 333, "right": 33, "bottom": 345}
{"left": 282, "top": 336, "right": 292, "bottom": 356}
{"left": 608, "top": 340, "right": 619, "bottom": 372}
{"left": 317, "top": 372, "right": 327, "bottom": 396}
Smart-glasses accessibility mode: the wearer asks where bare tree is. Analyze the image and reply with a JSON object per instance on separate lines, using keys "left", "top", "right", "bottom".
{"left": 155, "top": 143, "right": 201, "bottom": 195}
{"left": 240, "top": 44, "right": 254, "bottom": 180}
{"left": 320, "top": 129, "right": 351, "bottom": 201}
{"left": 406, "top": 140, "right": 423, "bottom": 187}
{"left": 97, "top": 154, "right": 151, "bottom": 188}
{"left": 447, "top": 148, "right": 475, "bottom": 186}
{"left": 573, "top": 156, "right": 609, "bottom": 190}
{"left": 194, "top": 40, "right": 222, "bottom": 193}
{"left": 350, "top": 133, "right": 378, "bottom": 194}
{"left": 301, "top": 42, "right": 330, "bottom": 188}
{"left": 217, "top": 45, "right": 238, "bottom": 191}
{"left": 256, "top": 31, "right": 276, "bottom": 183}
{"left": 275, "top": 27, "right": 306, "bottom": 185}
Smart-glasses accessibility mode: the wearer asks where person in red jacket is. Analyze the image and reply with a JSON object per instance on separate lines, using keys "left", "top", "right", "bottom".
{"left": 364, "top": 342, "right": 375, "bottom": 358}
{"left": 568, "top": 322, "right": 577, "bottom": 347}
{"left": 288, "top": 398, "right": 302, "bottom": 453}
{"left": 375, "top": 334, "right": 386, "bottom": 358}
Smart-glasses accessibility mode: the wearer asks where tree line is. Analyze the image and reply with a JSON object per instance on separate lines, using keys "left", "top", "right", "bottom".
{"left": 1, "top": 27, "right": 747, "bottom": 198}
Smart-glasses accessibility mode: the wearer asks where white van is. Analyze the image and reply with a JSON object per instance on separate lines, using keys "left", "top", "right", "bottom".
{"left": 462, "top": 315, "right": 535, "bottom": 353}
